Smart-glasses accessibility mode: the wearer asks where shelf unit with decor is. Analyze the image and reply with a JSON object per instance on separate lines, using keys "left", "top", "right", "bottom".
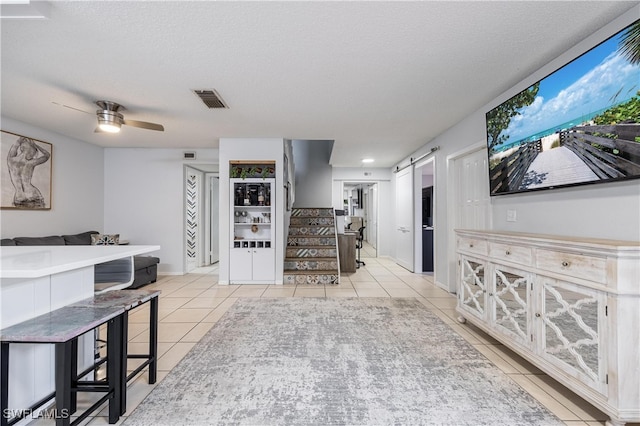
{"left": 229, "top": 161, "right": 276, "bottom": 284}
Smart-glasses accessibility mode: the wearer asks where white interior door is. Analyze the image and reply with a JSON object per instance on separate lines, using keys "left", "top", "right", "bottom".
{"left": 456, "top": 149, "right": 491, "bottom": 230}
{"left": 447, "top": 144, "right": 491, "bottom": 291}
{"left": 395, "top": 166, "right": 414, "bottom": 271}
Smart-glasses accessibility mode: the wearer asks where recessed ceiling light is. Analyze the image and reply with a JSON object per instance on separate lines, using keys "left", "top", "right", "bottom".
{"left": 362, "top": 158, "right": 374, "bottom": 163}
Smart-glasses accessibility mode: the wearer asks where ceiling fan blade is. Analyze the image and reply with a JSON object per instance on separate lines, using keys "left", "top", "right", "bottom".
{"left": 123, "top": 119, "right": 164, "bottom": 131}
{"left": 52, "top": 101, "right": 93, "bottom": 115}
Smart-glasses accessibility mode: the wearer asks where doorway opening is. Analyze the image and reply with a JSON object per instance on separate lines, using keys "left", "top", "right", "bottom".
{"left": 184, "top": 164, "right": 219, "bottom": 274}
{"left": 416, "top": 159, "right": 435, "bottom": 276}
{"left": 341, "top": 181, "right": 378, "bottom": 258}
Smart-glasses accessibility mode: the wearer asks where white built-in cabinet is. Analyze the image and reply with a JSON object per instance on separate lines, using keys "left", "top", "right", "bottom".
{"left": 229, "top": 176, "right": 275, "bottom": 284}
{"left": 456, "top": 229, "right": 640, "bottom": 426}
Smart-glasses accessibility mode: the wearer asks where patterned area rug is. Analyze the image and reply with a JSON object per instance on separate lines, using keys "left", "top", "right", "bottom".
{"left": 124, "top": 298, "right": 564, "bottom": 425}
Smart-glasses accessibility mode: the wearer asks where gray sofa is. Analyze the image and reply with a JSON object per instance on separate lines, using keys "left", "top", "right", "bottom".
{"left": 1, "top": 231, "right": 160, "bottom": 289}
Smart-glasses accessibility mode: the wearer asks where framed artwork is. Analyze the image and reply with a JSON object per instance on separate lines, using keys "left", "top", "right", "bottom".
{"left": 1, "top": 130, "right": 53, "bottom": 210}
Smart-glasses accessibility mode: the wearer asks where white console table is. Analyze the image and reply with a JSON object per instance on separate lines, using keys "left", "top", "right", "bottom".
{"left": 0, "top": 245, "right": 160, "bottom": 421}
{"left": 455, "top": 230, "right": 639, "bottom": 426}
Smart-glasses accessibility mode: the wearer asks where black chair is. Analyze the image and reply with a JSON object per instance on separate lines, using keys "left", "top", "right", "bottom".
{"left": 356, "top": 226, "right": 366, "bottom": 268}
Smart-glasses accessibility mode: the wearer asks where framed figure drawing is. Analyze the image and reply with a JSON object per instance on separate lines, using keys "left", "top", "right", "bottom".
{"left": 1, "top": 130, "right": 53, "bottom": 210}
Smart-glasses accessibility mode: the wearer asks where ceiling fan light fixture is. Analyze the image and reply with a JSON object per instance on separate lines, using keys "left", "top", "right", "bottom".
{"left": 98, "top": 121, "right": 121, "bottom": 133}
{"left": 96, "top": 110, "right": 124, "bottom": 133}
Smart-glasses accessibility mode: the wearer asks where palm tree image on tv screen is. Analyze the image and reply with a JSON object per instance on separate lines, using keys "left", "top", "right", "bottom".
{"left": 486, "top": 19, "right": 640, "bottom": 195}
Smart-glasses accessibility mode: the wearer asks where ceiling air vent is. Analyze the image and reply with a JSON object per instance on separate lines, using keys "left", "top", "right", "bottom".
{"left": 192, "top": 89, "right": 228, "bottom": 109}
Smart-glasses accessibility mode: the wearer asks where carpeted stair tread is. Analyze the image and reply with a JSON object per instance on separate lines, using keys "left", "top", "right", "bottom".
{"left": 284, "top": 257, "right": 336, "bottom": 262}
{"left": 284, "top": 258, "right": 339, "bottom": 272}
{"left": 287, "top": 236, "right": 336, "bottom": 247}
{"left": 287, "top": 245, "right": 336, "bottom": 249}
{"left": 288, "top": 225, "right": 335, "bottom": 230}
{"left": 283, "top": 272, "right": 340, "bottom": 284}
{"left": 287, "top": 226, "right": 335, "bottom": 236}
{"left": 287, "top": 235, "right": 336, "bottom": 239}
{"left": 285, "top": 247, "right": 338, "bottom": 258}
{"left": 289, "top": 220, "right": 335, "bottom": 227}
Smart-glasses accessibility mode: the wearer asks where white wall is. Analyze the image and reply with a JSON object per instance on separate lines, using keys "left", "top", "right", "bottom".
{"left": 104, "top": 148, "right": 219, "bottom": 274}
{"left": 292, "top": 140, "right": 333, "bottom": 208}
{"left": 218, "top": 138, "right": 286, "bottom": 284}
{"left": 1, "top": 117, "right": 104, "bottom": 238}
{"left": 393, "top": 5, "right": 640, "bottom": 291}
{"left": 331, "top": 167, "right": 393, "bottom": 257}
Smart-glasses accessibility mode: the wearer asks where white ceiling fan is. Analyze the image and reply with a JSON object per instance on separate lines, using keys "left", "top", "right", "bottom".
{"left": 53, "top": 100, "right": 164, "bottom": 133}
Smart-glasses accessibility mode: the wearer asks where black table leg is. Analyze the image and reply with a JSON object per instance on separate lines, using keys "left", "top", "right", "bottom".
{"left": 107, "top": 316, "right": 122, "bottom": 424}
{"left": 119, "top": 311, "right": 129, "bottom": 415}
{"left": 70, "top": 339, "right": 78, "bottom": 414}
{"left": 148, "top": 296, "right": 158, "bottom": 384}
{"left": 54, "top": 341, "right": 72, "bottom": 426}
{"left": 1, "top": 343, "right": 9, "bottom": 426}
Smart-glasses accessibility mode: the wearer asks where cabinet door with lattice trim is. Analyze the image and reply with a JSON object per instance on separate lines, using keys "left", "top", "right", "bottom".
{"left": 537, "top": 276, "right": 607, "bottom": 395}
{"left": 458, "top": 255, "right": 487, "bottom": 321}
{"left": 490, "top": 264, "right": 532, "bottom": 349}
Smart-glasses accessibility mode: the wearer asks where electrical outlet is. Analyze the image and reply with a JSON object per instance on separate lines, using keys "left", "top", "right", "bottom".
{"left": 506, "top": 209, "right": 517, "bottom": 222}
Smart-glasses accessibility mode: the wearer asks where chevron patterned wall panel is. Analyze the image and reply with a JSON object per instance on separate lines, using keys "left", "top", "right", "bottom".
{"left": 185, "top": 172, "right": 199, "bottom": 270}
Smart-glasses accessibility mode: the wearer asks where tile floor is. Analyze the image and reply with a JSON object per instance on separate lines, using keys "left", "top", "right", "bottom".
{"left": 33, "top": 249, "right": 637, "bottom": 426}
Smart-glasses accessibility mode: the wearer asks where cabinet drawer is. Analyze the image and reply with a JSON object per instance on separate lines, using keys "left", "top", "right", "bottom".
{"left": 536, "top": 249, "right": 607, "bottom": 284}
{"left": 489, "top": 242, "right": 532, "bottom": 266}
{"left": 457, "top": 236, "right": 488, "bottom": 255}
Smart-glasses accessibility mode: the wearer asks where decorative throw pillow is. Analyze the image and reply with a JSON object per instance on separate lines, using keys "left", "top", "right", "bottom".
{"left": 91, "top": 233, "right": 120, "bottom": 245}
{"left": 63, "top": 231, "right": 100, "bottom": 245}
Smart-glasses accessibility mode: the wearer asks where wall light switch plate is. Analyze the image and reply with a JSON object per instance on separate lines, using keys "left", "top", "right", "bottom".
{"left": 507, "top": 209, "right": 517, "bottom": 222}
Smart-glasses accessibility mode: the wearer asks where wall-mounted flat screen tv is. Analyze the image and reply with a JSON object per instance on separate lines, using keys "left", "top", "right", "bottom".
{"left": 486, "top": 18, "right": 640, "bottom": 196}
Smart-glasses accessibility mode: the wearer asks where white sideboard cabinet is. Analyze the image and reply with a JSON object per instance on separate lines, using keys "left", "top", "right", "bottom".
{"left": 455, "top": 229, "right": 640, "bottom": 426}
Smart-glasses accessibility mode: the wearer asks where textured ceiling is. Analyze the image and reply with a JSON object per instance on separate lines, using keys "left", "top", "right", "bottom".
{"left": 1, "top": 1, "right": 637, "bottom": 167}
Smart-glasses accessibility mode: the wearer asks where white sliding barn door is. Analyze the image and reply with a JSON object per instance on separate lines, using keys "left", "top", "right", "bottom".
{"left": 395, "top": 167, "right": 414, "bottom": 271}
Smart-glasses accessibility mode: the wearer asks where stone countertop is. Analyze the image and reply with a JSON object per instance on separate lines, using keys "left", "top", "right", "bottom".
{"left": 0, "top": 245, "right": 160, "bottom": 279}
{"left": 0, "top": 305, "right": 124, "bottom": 343}
{"left": 71, "top": 289, "right": 161, "bottom": 310}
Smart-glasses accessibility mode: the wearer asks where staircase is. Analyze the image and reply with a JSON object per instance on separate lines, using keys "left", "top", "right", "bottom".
{"left": 284, "top": 208, "right": 340, "bottom": 285}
